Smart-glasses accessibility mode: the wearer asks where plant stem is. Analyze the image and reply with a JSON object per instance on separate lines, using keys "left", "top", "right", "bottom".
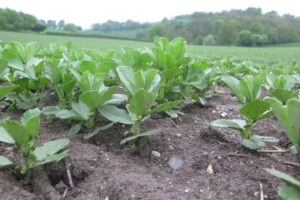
{"left": 243, "top": 120, "right": 255, "bottom": 138}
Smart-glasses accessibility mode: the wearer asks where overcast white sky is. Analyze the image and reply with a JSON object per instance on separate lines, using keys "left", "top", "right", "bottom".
{"left": 1, "top": 0, "right": 300, "bottom": 29}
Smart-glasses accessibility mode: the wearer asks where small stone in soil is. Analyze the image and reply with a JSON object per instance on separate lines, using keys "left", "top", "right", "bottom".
{"left": 151, "top": 151, "right": 161, "bottom": 158}
{"left": 168, "top": 156, "right": 184, "bottom": 169}
{"left": 220, "top": 112, "right": 228, "bottom": 118}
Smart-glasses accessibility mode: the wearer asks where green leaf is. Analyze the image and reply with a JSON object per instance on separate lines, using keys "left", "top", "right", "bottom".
{"left": 120, "top": 128, "right": 167, "bottom": 145}
{"left": 121, "top": 52, "right": 135, "bottom": 66}
{"left": 21, "top": 108, "right": 41, "bottom": 138}
{"left": 104, "top": 94, "right": 127, "bottom": 105}
{"left": 78, "top": 60, "right": 97, "bottom": 74}
{"left": 69, "top": 123, "right": 81, "bottom": 135}
{"left": 162, "top": 67, "right": 183, "bottom": 80}
{"left": 0, "top": 126, "right": 15, "bottom": 144}
{"left": 80, "top": 86, "right": 118, "bottom": 109}
{"left": 210, "top": 119, "right": 246, "bottom": 131}
{"left": 33, "top": 139, "right": 69, "bottom": 161}
{"left": 241, "top": 138, "right": 265, "bottom": 150}
{"left": 55, "top": 110, "right": 84, "bottom": 120}
{"left": 251, "top": 135, "right": 279, "bottom": 143}
{"left": 128, "top": 89, "right": 156, "bottom": 117}
{"left": 99, "top": 105, "right": 132, "bottom": 124}
{"left": 34, "top": 150, "right": 69, "bottom": 167}
{"left": 116, "top": 66, "right": 136, "bottom": 95}
{"left": 278, "top": 185, "right": 300, "bottom": 200}
{"left": 240, "top": 100, "right": 271, "bottom": 121}
{"left": 221, "top": 76, "right": 244, "bottom": 104}
{"left": 72, "top": 101, "right": 90, "bottom": 120}
{"left": 265, "top": 168, "right": 300, "bottom": 188}
{"left": 0, "top": 120, "right": 27, "bottom": 146}
{"left": 148, "top": 100, "right": 183, "bottom": 114}
{"left": 239, "top": 74, "right": 265, "bottom": 102}
{"left": 42, "top": 106, "right": 61, "bottom": 115}
{"left": 271, "top": 89, "right": 299, "bottom": 105}
{"left": 83, "top": 122, "right": 115, "bottom": 140}
{"left": 0, "top": 156, "right": 14, "bottom": 168}
{"left": 144, "top": 69, "right": 160, "bottom": 93}
{"left": 190, "top": 93, "right": 205, "bottom": 105}
{"left": 0, "top": 85, "right": 18, "bottom": 98}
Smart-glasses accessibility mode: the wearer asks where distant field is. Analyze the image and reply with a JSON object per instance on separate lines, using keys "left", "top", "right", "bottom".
{"left": 1, "top": 31, "right": 300, "bottom": 64}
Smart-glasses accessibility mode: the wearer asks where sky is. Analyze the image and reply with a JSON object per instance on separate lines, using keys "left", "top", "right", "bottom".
{"left": 1, "top": 0, "right": 300, "bottom": 29}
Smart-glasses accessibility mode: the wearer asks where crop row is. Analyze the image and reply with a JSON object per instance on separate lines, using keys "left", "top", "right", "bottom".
{"left": 0, "top": 37, "right": 299, "bottom": 198}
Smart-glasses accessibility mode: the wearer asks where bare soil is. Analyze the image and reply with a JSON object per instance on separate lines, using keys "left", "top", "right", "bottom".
{"left": 0, "top": 87, "right": 299, "bottom": 200}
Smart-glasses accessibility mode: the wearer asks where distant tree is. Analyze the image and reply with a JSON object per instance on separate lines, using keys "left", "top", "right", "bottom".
{"left": 192, "top": 34, "right": 203, "bottom": 45}
{"left": 245, "top": 7, "right": 262, "bottom": 16}
{"left": 76, "top": 26, "right": 82, "bottom": 31}
{"left": 136, "top": 31, "right": 147, "bottom": 40}
{"left": 252, "top": 34, "right": 268, "bottom": 46}
{"left": 91, "top": 23, "right": 101, "bottom": 31}
{"left": 47, "top": 20, "right": 56, "bottom": 29}
{"left": 31, "top": 22, "right": 47, "bottom": 32}
{"left": 216, "top": 23, "right": 239, "bottom": 45}
{"left": 58, "top": 20, "right": 65, "bottom": 30}
{"left": 265, "top": 11, "right": 279, "bottom": 17}
{"left": 249, "top": 22, "right": 265, "bottom": 34}
{"left": 238, "top": 31, "right": 253, "bottom": 46}
{"left": 203, "top": 34, "right": 216, "bottom": 45}
{"left": 63, "top": 23, "right": 77, "bottom": 32}
{"left": 147, "top": 24, "right": 166, "bottom": 40}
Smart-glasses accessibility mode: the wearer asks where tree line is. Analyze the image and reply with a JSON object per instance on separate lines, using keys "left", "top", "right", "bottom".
{"left": 0, "top": 8, "right": 81, "bottom": 33}
{"left": 0, "top": 8, "right": 46, "bottom": 32}
{"left": 145, "top": 8, "right": 300, "bottom": 46}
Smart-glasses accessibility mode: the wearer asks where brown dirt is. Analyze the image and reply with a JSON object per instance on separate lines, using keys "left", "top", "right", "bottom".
{"left": 0, "top": 86, "right": 299, "bottom": 200}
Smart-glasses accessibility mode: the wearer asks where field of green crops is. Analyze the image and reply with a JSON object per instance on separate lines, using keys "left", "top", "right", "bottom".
{"left": 0, "top": 35, "right": 300, "bottom": 199}
{"left": 1, "top": 30, "right": 300, "bottom": 64}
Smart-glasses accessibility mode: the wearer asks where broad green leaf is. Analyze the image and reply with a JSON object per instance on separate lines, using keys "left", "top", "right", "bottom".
{"left": 104, "top": 94, "right": 127, "bottom": 105}
{"left": 21, "top": 108, "right": 41, "bottom": 138}
{"left": 271, "top": 89, "right": 299, "bottom": 105}
{"left": 99, "top": 105, "right": 132, "bottom": 124}
{"left": 134, "top": 70, "right": 145, "bottom": 92}
{"left": 77, "top": 71, "right": 105, "bottom": 92}
{"left": 80, "top": 86, "right": 118, "bottom": 109}
{"left": 148, "top": 100, "right": 183, "bottom": 114}
{"left": 55, "top": 110, "right": 84, "bottom": 120}
{"left": 78, "top": 60, "right": 97, "bottom": 74}
{"left": 145, "top": 69, "right": 160, "bottom": 93}
{"left": 45, "top": 61, "right": 62, "bottom": 84}
{"left": 42, "top": 106, "right": 61, "bottom": 115}
{"left": 287, "top": 99, "right": 300, "bottom": 150}
{"left": 251, "top": 135, "right": 279, "bottom": 143}
{"left": 128, "top": 89, "right": 156, "bottom": 117}
{"left": 83, "top": 122, "right": 115, "bottom": 140}
{"left": 120, "top": 128, "right": 167, "bottom": 145}
{"left": 278, "top": 185, "right": 300, "bottom": 200}
{"left": 33, "top": 139, "right": 69, "bottom": 161}
{"left": 34, "top": 150, "right": 69, "bottom": 167}
{"left": 153, "top": 48, "right": 166, "bottom": 69}
{"left": 0, "top": 127, "right": 15, "bottom": 144}
{"left": 0, "top": 120, "right": 27, "bottom": 146}
{"left": 221, "top": 76, "right": 244, "bottom": 104}
{"left": 72, "top": 101, "right": 90, "bottom": 120}
{"left": 116, "top": 66, "right": 136, "bottom": 95}
{"left": 190, "top": 93, "right": 205, "bottom": 105}
{"left": 265, "top": 98, "right": 300, "bottom": 150}
{"left": 265, "top": 169, "right": 300, "bottom": 188}
{"left": 121, "top": 53, "right": 135, "bottom": 67}
{"left": 162, "top": 67, "right": 183, "bottom": 80}
{"left": 210, "top": 119, "right": 246, "bottom": 131}
{"left": 239, "top": 74, "right": 265, "bottom": 102}
{"left": 176, "top": 57, "right": 192, "bottom": 67}
{"left": 69, "top": 123, "right": 82, "bottom": 135}
{"left": 241, "top": 138, "right": 265, "bottom": 150}
{"left": 240, "top": 100, "right": 271, "bottom": 121}
{"left": 0, "top": 85, "right": 18, "bottom": 98}
{"left": 0, "top": 156, "right": 13, "bottom": 168}
{"left": 7, "top": 58, "right": 24, "bottom": 70}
